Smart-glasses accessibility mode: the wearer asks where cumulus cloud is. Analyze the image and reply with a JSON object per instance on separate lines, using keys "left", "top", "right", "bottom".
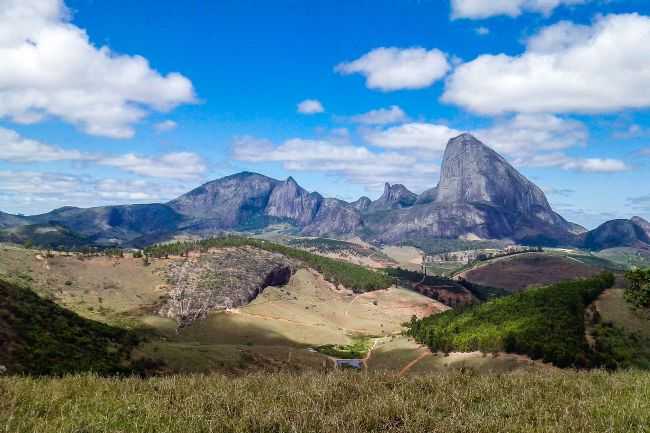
{"left": 0, "top": 0, "right": 196, "bottom": 138}
{"left": 364, "top": 123, "right": 462, "bottom": 153}
{"left": 336, "top": 47, "right": 450, "bottom": 91}
{"left": 362, "top": 115, "right": 625, "bottom": 173}
{"left": 0, "top": 126, "right": 87, "bottom": 162}
{"left": 473, "top": 114, "right": 588, "bottom": 158}
{"left": 526, "top": 153, "right": 629, "bottom": 172}
{"left": 154, "top": 120, "right": 178, "bottom": 133}
{"left": 443, "top": 14, "right": 650, "bottom": 115}
{"left": 0, "top": 170, "right": 192, "bottom": 214}
{"left": 350, "top": 106, "right": 408, "bottom": 125}
{"left": 99, "top": 152, "right": 206, "bottom": 180}
{"left": 297, "top": 99, "right": 325, "bottom": 114}
{"left": 451, "top": 0, "right": 587, "bottom": 19}
{"left": 0, "top": 127, "right": 206, "bottom": 179}
{"left": 232, "top": 136, "right": 438, "bottom": 192}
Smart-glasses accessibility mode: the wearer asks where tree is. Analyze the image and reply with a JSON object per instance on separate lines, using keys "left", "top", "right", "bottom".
{"left": 625, "top": 269, "right": 650, "bottom": 309}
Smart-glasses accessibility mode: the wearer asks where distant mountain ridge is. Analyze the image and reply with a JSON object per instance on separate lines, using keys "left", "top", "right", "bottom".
{"left": 0, "top": 134, "right": 645, "bottom": 250}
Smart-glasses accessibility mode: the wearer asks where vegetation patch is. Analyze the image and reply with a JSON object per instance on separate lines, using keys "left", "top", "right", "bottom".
{"left": 624, "top": 268, "right": 650, "bottom": 309}
{"left": 0, "top": 279, "right": 142, "bottom": 375}
{"left": 144, "top": 236, "right": 393, "bottom": 293}
{"left": 316, "top": 337, "right": 373, "bottom": 359}
{"left": 406, "top": 273, "right": 615, "bottom": 368}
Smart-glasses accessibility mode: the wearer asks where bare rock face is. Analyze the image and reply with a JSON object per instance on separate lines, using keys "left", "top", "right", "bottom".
{"left": 350, "top": 196, "right": 372, "bottom": 212}
{"left": 302, "top": 198, "right": 363, "bottom": 236}
{"left": 367, "top": 183, "right": 417, "bottom": 213}
{"left": 436, "top": 134, "right": 555, "bottom": 216}
{"left": 159, "top": 246, "right": 295, "bottom": 328}
{"left": 631, "top": 216, "right": 650, "bottom": 237}
{"left": 364, "top": 134, "right": 578, "bottom": 245}
{"left": 265, "top": 177, "right": 322, "bottom": 225}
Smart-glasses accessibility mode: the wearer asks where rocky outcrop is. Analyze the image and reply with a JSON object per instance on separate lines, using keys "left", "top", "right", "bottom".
{"left": 159, "top": 246, "right": 295, "bottom": 328}
{"left": 366, "top": 183, "right": 417, "bottom": 213}
{"left": 350, "top": 196, "right": 372, "bottom": 212}
{"left": 631, "top": 216, "right": 650, "bottom": 237}
{"left": 584, "top": 219, "right": 650, "bottom": 250}
{"left": 302, "top": 198, "right": 363, "bottom": 236}
{"left": 265, "top": 177, "right": 322, "bottom": 225}
{"left": 364, "top": 134, "right": 578, "bottom": 246}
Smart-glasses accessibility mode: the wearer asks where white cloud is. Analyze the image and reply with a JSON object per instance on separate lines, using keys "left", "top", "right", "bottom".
{"left": 526, "top": 153, "right": 629, "bottom": 172}
{"left": 350, "top": 106, "right": 408, "bottom": 125}
{"left": 364, "top": 123, "right": 462, "bottom": 153}
{"left": 444, "top": 14, "right": 650, "bottom": 115}
{"left": 336, "top": 47, "right": 450, "bottom": 91}
{"left": 473, "top": 114, "right": 588, "bottom": 158}
{"left": 0, "top": 170, "right": 192, "bottom": 214}
{"left": 232, "top": 136, "right": 438, "bottom": 192}
{"left": 451, "top": 0, "right": 587, "bottom": 19}
{"left": 362, "top": 115, "right": 624, "bottom": 174}
{"left": 475, "top": 26, "right": 490, "bottom": 36}
{"left": 297, "top": 99, "right": 325, "bottom": 114}
{"left": 99, "top": 152, "right": 206, "bottom": 180}
{"left": 0, "top": 126, "right": 87, "bottom": 162}
{"left": 0, "top": 0, "right": 196, "bottom": 138}
{"left": 0, "top": 126, "right": 206, "bottom": 179}
{"left": 154, "top": 120, "right": 178, "bottom": 133}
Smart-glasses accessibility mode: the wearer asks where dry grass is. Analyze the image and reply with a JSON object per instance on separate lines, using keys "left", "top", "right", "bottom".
{"left": 596, "top": 289, "right": 650, "bottom": 338}
{"left": 2, "top": 371, "right": 650, "bottom": 433}
{"left": 460, "top": 253, "right": 603, "bottom": 292}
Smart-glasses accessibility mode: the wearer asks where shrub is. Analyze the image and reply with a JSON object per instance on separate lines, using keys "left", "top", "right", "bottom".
{"left": 624, "top": 268, "right": 650, "bottom": 309}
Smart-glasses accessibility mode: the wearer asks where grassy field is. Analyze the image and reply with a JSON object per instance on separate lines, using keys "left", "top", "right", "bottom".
{"left": 596, "top": 289, "right": 650, "bottom": 338}
{"left": 3, "top": 371, "right": 650, "bottom": 433}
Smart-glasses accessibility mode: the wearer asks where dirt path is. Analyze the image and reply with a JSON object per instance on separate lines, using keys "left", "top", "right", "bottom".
{"left": 398, "top": 350, "right": 432, "bottom": 376}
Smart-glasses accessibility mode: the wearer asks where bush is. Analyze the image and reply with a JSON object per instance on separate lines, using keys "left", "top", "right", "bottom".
{"left": 406, "top": 273, "right": 615, "bottom": 368}
{"left": 624, "top": 268, "right": 650, "bottom": 309}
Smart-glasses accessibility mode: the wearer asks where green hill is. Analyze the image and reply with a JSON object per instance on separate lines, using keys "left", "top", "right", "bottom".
{"left": 407, "top": 273, "right": 615, "bottom": 368}
{"left": 0, "top": 279, "right": 140, "bottom": 375}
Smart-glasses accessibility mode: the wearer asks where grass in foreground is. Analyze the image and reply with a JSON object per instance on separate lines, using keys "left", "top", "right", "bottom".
{"left": 2, "top": 371, "right": 650, "bottom": 433}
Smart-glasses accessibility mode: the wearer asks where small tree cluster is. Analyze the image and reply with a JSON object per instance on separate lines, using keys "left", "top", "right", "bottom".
{"left": 625, "top": 269, "right": 650, "bottom": 309}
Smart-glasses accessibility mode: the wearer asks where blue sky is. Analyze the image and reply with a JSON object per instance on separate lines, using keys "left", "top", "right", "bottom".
{"left": 1, "top": 0, "right": 650, "bottom": 228}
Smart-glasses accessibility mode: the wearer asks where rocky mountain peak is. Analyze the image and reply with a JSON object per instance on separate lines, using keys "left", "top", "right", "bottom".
{"left": 631, "top": 216, "right": 650, "bottom": 237}
{"left": 351, "top": 196, "right": 372, "bottom": 211}
{"left": 436, "top": 133, "right": 552, "bottom": 216}
{"left": 368, "top": 183, "right": 417, "bottom": 212}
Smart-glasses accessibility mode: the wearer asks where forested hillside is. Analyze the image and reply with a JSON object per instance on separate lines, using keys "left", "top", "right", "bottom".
{"left": 407, "top": 273, "right": 615, "bottom": 368}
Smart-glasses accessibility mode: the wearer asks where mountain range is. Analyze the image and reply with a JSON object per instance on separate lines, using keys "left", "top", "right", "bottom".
{"left": 1, "top": 133, "right": 648, "bottom": 251}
